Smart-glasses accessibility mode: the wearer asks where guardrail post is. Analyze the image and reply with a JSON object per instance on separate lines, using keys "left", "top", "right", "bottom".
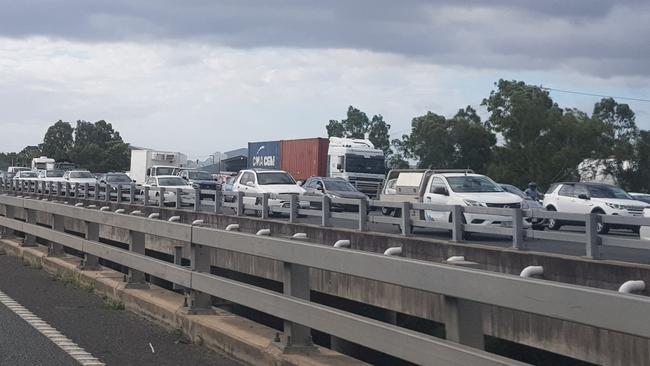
{"left": 261, "top": 193, "right": 270, "bottom": 219}
{"left": 175, "top": 188, "right": 182, "bottom": 209}
{"left": 358, "top": 198, "right": 368, "bottom": 231}
{"left": 94, "top": 182, "right": 100, "bottom": 200}
{"left": 79, "top": 220, "right": 101, "bottom": 270}
{"left": 73, "top": 183, "right": 79, "bottom": 198}
{"left": 321, "top": 195, "right": 331, "bottom": 227}
{"left": 129, "top": 183, "right": 136, "bottom": 204}
{"left": 116, "top": 184, "right": 123, "bottom": 203}
{"left": 1, "top": 204, "right": 15, "bottom": 239}
{"left": 64, "top": 182, "right": 71, "bottom": 197}
{"left": 451, "top": 205, "right": 463, "bottom": 242}
{"left": 143, "top": 186, "right": 150, "bottom": 206}
{"left": 184, "top": 241, "right": 215, "bottom": 314}
{"left": 47, "top": 182, "right": 53, "bottom": 201}
{"left": 105, "top": 184, "right": 111, "bottom": 202}
{"left": 47, "top": 213, "right": 66, "bottom": 257}
{"left": 126, "top": 229, "right": 149, "bottom": 289}
{"left": 172, "top": 244, "right": 185, "bottom": 291}
{"left": 214, "top": 190, "right": 222, "bottom": 214}
{"left": 279, "top": 262, "right": 314, "bottom": 351}
{"left": 194, "top": 188, "right": 201, "bottom": 211}
{"left": 22, "top": 208, "right": 38, "bottom": 247}
{"left": 289, "top": 194, "right": 298, "bottom": 223}
{"left": 158, "top": 187, "right": 166, "bottom": 208}
{"left": 82, "top": 183, "right": 88, "bottom": 199}
{"left": 236, "top": 191, "right": 244, "bottom": 216}
{"left": 401, "top": 201, "right": 412, "bottom": 236}
{"left": 511, "top": 208, "right": 525, "bottom": 250}
{"left": 443, "top": 258, "right": 485, "bottom": 349}
{"left": 586, "top": 213, "right": 602, "bottom": 259}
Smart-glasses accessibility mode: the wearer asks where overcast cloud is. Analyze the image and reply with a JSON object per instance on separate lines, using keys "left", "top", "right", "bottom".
{"left": 0, "top": 1, "right": 649, "bottom": 157}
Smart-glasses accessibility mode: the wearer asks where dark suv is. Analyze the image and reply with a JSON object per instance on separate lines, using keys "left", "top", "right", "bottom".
{"left": 177, "top": 169, "right": 219, "bottom": 200}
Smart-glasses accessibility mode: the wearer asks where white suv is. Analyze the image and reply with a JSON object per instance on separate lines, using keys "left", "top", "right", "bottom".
{"left": 233, "top": 170, "right": 308, "bottom": 211}
{"left": 542, "top": 182, "right": 650, "bottom": 234}
{"left": 423, "top": 173, "right": 525, "bottom": 228}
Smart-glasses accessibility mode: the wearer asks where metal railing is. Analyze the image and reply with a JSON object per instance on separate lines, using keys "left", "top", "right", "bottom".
{"left": 1, "top": 194, "right": 650, "bottom": 365}
{"left": 3, "top": 178, "right": 650, "bottom": 263}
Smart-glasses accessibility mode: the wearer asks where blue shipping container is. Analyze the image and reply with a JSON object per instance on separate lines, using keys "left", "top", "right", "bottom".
{"left": 248, "top": 141, "right": 281, "bottom": 170}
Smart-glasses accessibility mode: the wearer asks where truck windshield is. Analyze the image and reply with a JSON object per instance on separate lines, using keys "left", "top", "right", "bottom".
{"left": 345, "top": 156, "right": 385, "bottom": 175}
{"left": 257, "top": 172, "right": 296, "bottom": 185}
{"left": 155, "top": 167, "right": 177, "bottom": 175}
{"left": 447, "top": 176, "right": 503, "bottom": 193}
{"left": 188, "top": 171, "right": 212, "bottom": 180}
{"left": 70, "top": 171, "right": 94, "bottom": 179}
{"left": 158, "top": 177, "right": 186, "bottom": 186}
{"left": 587, "top": 185, "right": 632, "bottom": 199}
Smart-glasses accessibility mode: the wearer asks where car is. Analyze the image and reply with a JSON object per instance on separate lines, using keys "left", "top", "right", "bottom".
{"left": 222, "top": 176, "right": 236, "bottom": 202}
{"left": 629, "top": 193, "right": 650, "bottom": 205}
{"left": 0, "top": 171, "right": 15, "bottom": 183}
{"left": 302, "top": 177, "right": 369, "bottom": 212}
{"left": 63, "top": 170, "right": 97, "bottom": 195}
{"left": 38, "top": 170, "right": 66, "bottom": 193}
{"left": 99, "top": 172, "right": 136, "bottom": 200}
{"left": 14, "top": 170, "right": 39, "bottom": 183}
{"left": 144, "top": 175, "right": 195, "bottom": 206}
{"left": 177, "top": 169, "right": 219, "bottom": 201}
{"left": 423, "top": 172, "right": 525, "bottom": 228}
{"left": 500, "top": 183, "right": 547, "bottom": 230}
{"left": 542, "top": 182, "right": 650, "bottom": 234}
{"left": 232, "top": 169, "right": 308, "bottom": 212}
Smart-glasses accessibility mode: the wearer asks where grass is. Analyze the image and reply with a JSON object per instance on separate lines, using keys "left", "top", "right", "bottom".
{"left": 49, "top": 270, "right": 124, "bottom": 310}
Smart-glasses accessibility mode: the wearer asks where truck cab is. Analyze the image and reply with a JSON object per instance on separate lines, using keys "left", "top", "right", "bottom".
{"left": 31, "top": 156, "right": 55, "bottom": 172}
{"left": 327, "top": 137, "right": 385, "bottom": 198}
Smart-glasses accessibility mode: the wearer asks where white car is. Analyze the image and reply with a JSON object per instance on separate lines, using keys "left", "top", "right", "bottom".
{"left": 63, "top": 170, "right": 97, "bottom": 195}
{"left": 423, "top": 173, "right": 525, "bottom": 228}
{"left": 13, "top": 170, "right": 39, "bottom": 187}
{"left": 233, "top": 170, "right": 308, "bottom": 212}
{"left": 542, "top": 182, "right": 650, "bottom": 234}
{"left": 144, "top": 175, "right": 195, "bottom": 206}
{"left": 38, "top": 170, "right": 66, "bottom": 193}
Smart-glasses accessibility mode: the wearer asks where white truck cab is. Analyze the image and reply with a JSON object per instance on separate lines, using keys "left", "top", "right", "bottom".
{"left": 31, "top": 156, "right": 55, "bottom": 172}
{"left": 129, "top": 150, "right": 187, "bottom": 184}
{"left": 328, "top": 137, "right": 385, "bottom": 198}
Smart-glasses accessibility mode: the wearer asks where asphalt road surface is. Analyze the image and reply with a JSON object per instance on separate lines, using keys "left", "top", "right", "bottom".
{"left": 0, "top": 254, "right": 242, "bottom": 366}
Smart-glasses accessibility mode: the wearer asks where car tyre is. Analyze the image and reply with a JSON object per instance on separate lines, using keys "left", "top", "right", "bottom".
{"left": 546, "top": 206, "right": 561, "bottom": 230}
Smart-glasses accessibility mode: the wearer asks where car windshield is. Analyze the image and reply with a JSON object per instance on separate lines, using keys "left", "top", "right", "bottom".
{"left": 345, "top": 155, "right": 385, "bottom": 175}
{"left": 70, "top": 171, "right": 94, "bottom": 179}
{"left": 188, "top": 171, "right": 212, "bottom": 180}
{"left": 324, "top": 180, "right": 356, "bottom": 191}
{"left": 20, "top": 172, "right": 38, "bottom": 178}
{"left": 500, "top": 184, "right": 528, "bottom": 199}
{"left": 587, "top": 185, "right": 632, "bottom": 199}
{"left": 46, "top": 171, "right": 64, "bottom": 178}
{"left": 106, "top": 174, "right": 132, "bottom": 183}
{"left": 633, "top": 195, "right": 650, "bottom": 204}
{"left": 156, "top": 167, "right": 177, "bottom": 175}
{"left": 447, "top": 176, "right": 503, "bottom": 193}
{"left": 257, "top": 172, "right": 296, "bottom": 185}
{"left": 158, "top": 177, "right": 186, "bottom": 186}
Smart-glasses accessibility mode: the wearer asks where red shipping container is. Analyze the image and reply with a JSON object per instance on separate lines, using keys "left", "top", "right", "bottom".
{"left": 280, "top": 138, "right": 329, "bottom": 181}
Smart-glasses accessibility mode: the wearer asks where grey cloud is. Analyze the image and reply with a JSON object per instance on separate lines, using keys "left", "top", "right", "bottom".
{"left": 0, "top": 0, "right": 648, "bottom": 77}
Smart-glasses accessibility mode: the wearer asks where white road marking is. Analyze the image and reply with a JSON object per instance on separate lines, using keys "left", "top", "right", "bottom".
{"left": 0, "top": 290, "right": 105, "bottom": 366}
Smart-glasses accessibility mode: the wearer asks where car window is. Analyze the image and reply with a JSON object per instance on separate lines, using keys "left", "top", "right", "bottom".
{"left": 429, "top": 177, "right": 446, "bottom": 193}
{"left": 558, "top": 184, "right": 574, "bottom": 197}
{"left": 241, "top": 172, "right": 254, "bottom": 184}
{"left": 324, "top": 179, "right": 356, "bottom": 191}
{"left": 70, "top": 171, "right": 94, "bottom": 179}
{"left": 158, "top": 177, "right": 186, "bottom": 186}
{"left": 304, "top": 178, "right": 317, "bottom": 189}
{"left": 188, "top": 171, "right": 212, "bottom": 180}
{"left": 387, "top": 179, "right": 396, "bottom": 189}
{"left": 573, "top": 185, "right": 589, "bottom": 198}
{"left": 107, "top": 174, "right": 132, "bottom": 183}
{"left": 587, "top": 185, "right": 632, "bottom": 199}
{"left": 257, "top": 172, "right": 296, "bottom": 185}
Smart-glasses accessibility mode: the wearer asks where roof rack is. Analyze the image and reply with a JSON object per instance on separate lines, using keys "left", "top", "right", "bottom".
{"left": 429, "top": 169, "right": 475, "bottom": 174}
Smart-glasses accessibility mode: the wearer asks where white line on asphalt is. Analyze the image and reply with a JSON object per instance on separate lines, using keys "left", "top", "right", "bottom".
{"left": 0, "top": 290, "right": 105, "bottom": 366}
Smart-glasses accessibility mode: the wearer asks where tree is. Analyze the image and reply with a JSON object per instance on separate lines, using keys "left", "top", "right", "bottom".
{"left": 397, "top": 107, "right": 495, "bottom": 172}
{"left": 17, "top": 145, "right": 42, "bottom": 166}
{"left": 326, "top": 106, "right": 392, "bottom": 155}
{"left": 40, "top": 120, "right": 74, "bottom": 162}
{"left": 71, "top": 120, "right": 130, "bottom": 172}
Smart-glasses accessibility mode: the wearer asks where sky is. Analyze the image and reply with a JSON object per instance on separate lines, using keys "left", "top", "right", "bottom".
{"left": 1, "top": 0, "right": 649, "bottom": 159}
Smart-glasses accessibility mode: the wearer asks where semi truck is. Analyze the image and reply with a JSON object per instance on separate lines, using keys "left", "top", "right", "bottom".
{"left": 129, "top": 150, "right": 188, "bottom": 184}
{"left": 248, "top": 137, "right": 385, "bottom": 197}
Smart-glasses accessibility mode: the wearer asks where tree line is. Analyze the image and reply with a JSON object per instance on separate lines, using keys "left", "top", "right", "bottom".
{"left": 326, "top": 79, "right": 648, "bottom": 192}
{"left": 0, "top": 120, "right": 130, "bottom": 173}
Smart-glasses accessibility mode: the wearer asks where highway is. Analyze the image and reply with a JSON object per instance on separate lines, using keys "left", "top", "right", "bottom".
{"left": 0, "top": 254, "right": 242, "bottom": 366}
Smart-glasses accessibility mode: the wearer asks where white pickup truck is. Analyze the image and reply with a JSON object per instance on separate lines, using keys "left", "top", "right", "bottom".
{"left": 380, "top": 169, "right": 525, "bottom": 229}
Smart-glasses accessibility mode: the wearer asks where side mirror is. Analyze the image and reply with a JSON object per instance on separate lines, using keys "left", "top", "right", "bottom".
{"left": 246, "top": 181, "right": 255, "bottom": 187}
{"left": 433, "top": 186, "right": 449, "bottom": 196}
{"left": 316, "top": 185, "right": 324, "bottom": 192}
{"left": 296, "top": 180, "right": 303, "bottom": 186}
{"left": 578, "top": 193, "right": 590, "bottom": 200}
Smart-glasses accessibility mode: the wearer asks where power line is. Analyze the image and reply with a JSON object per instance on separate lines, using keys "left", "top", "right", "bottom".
{"left": 541, "top": 86, "right": 650, "bottom": 103}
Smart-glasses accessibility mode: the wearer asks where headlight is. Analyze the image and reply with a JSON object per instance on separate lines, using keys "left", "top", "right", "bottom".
{"left": 192, "top": 183, "right": 199, "bottom": 189}
{"left": 163, "top": 191, "right": 175, "bottom": 196}
{"left": 326, "top": 193, "right": 340, "bottom": 199}
{"left": 606, "top": 202, "right": 624, "bottom": 210}
{"left": 463, "top": 199, "right": 486, "bottom": 207}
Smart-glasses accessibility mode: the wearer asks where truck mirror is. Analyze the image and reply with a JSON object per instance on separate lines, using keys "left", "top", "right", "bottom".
{"left": 433, "top": 186, "right": 448, "bottom": 196}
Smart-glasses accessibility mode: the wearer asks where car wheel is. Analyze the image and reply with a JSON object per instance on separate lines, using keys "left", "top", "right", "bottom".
{"left": 596, "top": 221, "right": 610, "bottom": 235}
{"left": 546, "top": 207, "right": 561, "bottom": 230}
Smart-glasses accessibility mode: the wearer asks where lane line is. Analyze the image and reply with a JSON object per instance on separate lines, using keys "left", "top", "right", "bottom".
{"left": 0, "top": 290, "right": 105, "bottom": 366}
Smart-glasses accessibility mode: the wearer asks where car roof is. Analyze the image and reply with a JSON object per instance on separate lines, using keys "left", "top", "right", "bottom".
{"left": 434, "top": 173, "right": 486, "bottom": 178}
{"left": 248, "top": 169, "right": 286, "bottom": 174}
{"left": 555, "top": 182, "right": 621, "bottom": 189}
{"left": 155, "top": 175, "right": 182, "bottom": 178}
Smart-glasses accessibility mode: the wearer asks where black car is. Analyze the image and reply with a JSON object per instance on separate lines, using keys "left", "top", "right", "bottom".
{"left": 177, "top": 169, "right": 219, "bottom": 200}
{"left": 302, "top": 177, "right": 368, "bottom": 212}
{"left": 98, "top": 172, "right": 135, "bottom": 200}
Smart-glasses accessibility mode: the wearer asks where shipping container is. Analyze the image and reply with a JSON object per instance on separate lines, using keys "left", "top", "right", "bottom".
{"left": 248, "top": 140, "right": 281, "bottom": 170}
{"left": 280, "top": 138, "right": 329, "bottom": 181}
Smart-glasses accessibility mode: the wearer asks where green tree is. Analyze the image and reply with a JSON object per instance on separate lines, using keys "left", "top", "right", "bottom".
{"left": 40, "top": 120, "right": 74, "bottom": 162}
{"left": 17, "top": 145, "right": 42, "bottom": 166}
{"left": 71, "top": 120, "right": 130, "bottom": 172}
{"left": 326, "top": 106, "right": 392, "bottom": 155}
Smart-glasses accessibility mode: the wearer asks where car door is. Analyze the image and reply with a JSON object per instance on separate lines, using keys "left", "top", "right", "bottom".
{"left": 570, "top": 184, "right": 593, "bottom": 213}
{"left": 555, "top": 184, "right": 575, "bottom": 212}
{"left": 238, "top": 172, "right": 256, "bottom": 205}
{"left": 423, "top": 176, "right": 449, "bottom": 221}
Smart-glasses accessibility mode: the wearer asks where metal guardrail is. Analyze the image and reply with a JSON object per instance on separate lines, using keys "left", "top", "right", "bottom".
{"left": 3, "top": 178, "right": 650, "bottom": 263}
{"left": 1, "top": 195, "right": 650, "bottom": 365}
